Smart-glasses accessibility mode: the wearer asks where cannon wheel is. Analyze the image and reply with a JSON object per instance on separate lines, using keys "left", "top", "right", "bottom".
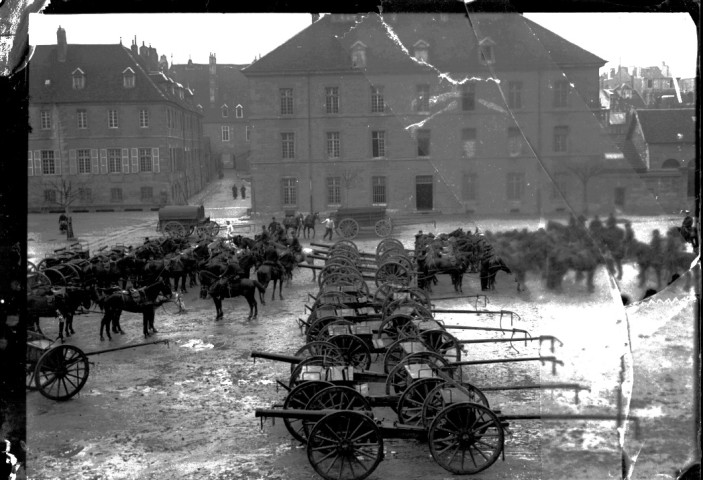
{"left": 418, "top": 329, "right": 462, "bottom": 362}
{"left": 306, "top": 386, "right": 372, "bottom": 412}
{"left": 306, "top": 316, "right": 346, "bottom": 343}
{"left": 428, "top": 402, "right": 504, "bottom": 475}
{"left": 375, "top": 261, "right": 411, "bottom": 287}
{"left": 376, "top": 313, "right": 414, "bottom": 341}
{"left": 27, "top": 261, "right": 37, "bottom": 273}
{"left": 385, "top": 351, "right": 451, "bottom": 395}
{"left": 337, "top": 218, "right": 359, "bottom": 239}
{"left": 331, "top": 239, "right": 359, "bottom": 252}
{"left": 163, "top": 221, "right": 186, "bottom": 238}
{"left": 289, "top": 356, "right": 345, "bottom": 388}
{"left": 283, "top": 380, "right": 334, "bottom": 443}
{"left": 294, "top": 341, "right": 344, "bottom": 365}
{"left": 397, "top": 377, "right": 447, "bottom": 426}
{"left": 28, "top": 272, "right": 52, "bottom": 291}
{"left": 307, "top": 410, "right": 383, "bottom": 480}
{"left": 382, "top": 336, "right": 422, "bottom": 374}
{"left": 204, "top": 220, "right": 220, "bottom": 236}
{"left": 34, "top": 344, "right": 89, "bottom": 401}
{"left": 422, "top": 383, "right": 490, "bottom": 429}
{"left": 374, "top": 218, "right": 393, "bottom": 238}
{"left": 327, "top": 334, "right": 372, "bottom": 370}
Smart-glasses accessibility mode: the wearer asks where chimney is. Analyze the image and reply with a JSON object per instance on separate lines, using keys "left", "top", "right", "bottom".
{"left": 311, "top": 13, "right": 320, "bottom": 23}
{"left": 139, "top": 41, "right": 148, "bottom": 59}
{"left": 131, "top": 37, "right": 138, "bottom": 57}
{"left": 149, "top": 45, "right": 158, "bottom": 71}
{"left": 209, "top": 52, "right": 216, "bottom": 75}
{"left": 159, "top": 54, "right": 169, "bottom": 72}
{"left": 57, "top": 26, "right": 67, "bottom": 62}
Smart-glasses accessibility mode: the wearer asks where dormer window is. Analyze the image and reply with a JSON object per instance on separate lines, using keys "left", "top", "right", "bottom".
{"left": 413, "top": 40, "right": 429, "bottom": 63}
{"left": 478, "top": 38, "right": 495, "bottom": 65}
{"left": 351, "top": 41, "right": 367, "bottom": 69}
{"left": 235, "top": 104, "right": 244, "bottom": 118}
{"left": 221, "top": 104, "right": 229, "bottom": 118}
{"left": 72, "top": 68, "right": 85, "bottom": 90}
{"left": 123, "top": 67, "right": 135, "bottom": 88}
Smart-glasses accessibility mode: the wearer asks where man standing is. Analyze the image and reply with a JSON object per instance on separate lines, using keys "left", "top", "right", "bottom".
{"left": 1, "top": 440, "right": 19, "bottom": 480}
{"left": 240, "top": 184, "right": 246, "bottom": 199}
{"left": 232, "top": 184, "right": 238, "bottom": 200}
{"left": 322, "top": 217, "right": 335, "bottom": 241}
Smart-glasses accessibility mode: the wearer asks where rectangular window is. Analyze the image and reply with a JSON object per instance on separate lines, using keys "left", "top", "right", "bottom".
{"left": 245, "top": 126, "right": 251, "bottom": 142}
{"left": 138, "top": 148, "right": 153, "bottom": 172}
{"left": 552, "top": 172, "right": 568, "bottom": 199}
{"left": 461, "top": 128, "right": 477, "bottom": 158}
{"left": 110, "top": 187, "right": 123, "bottom": 202}
{"left": 553, "top": 126, "right": 569, "bottom": 152}
{"left": 461, "top": 84, "right": 475, "bottom": 111}
{"left": 123, "top": 73, "right": 135, "bottom": 89}
{"left": 139, "top": 109, "right": 149, "bottom": 128}
{"left": 462, "top": 173, "right": 478, "bottom": 201}
{"left": 327, "top": 132, "right": 340, "bottom": 158}
{"left": 372, "top": 131, "right": 386, "bottom": 158}
{"left": 282, "top": 177, "right": 297, "bottom": 206}
{"left": 141, "top": 186, "right": 153, "bottom": 201}
{"left": 371, "top": 86, "right": 385, "bottom": 113}
{"left": 41, "top": 110, "right": 51, "bottom": 129}
{"left": 44, "top": 189, "right": 56, "bottom": 203}
{"left": 77, "top": 149, "right": 91, "bottom": 174}
{"left": 508, "top": 81, "right": 522, "bottom": 109}
{"left": 508, "top": 127, "right": 523, "bottom": 157}
{"left": 73, "top": 75, "right": 85, "bottom": 90}
{"left": 281, "top": 132, "right": 295, "bottom": 159}
{"left": 41, "top": 150, "right": 55, "bottom": 175}
{"left": 108, "top": 148, "right": 121, "bottom": 173}
{"left": 327, "top": 177, "right": 341, "bottom": 205}
{"left": 417, "top": 129, "right": 430, "bottom": 157}
{"left": 416, "top": 84, "right": 430, "bottom": 112}
{"left": 108, "top": 109, "right": 119, "bottom": 128}
{"left": 78, "top": 187, "right": 92, "bottom": 203}
{"left": 553, "top": 80, "right": 569, "bottom": 108}
{"left": 372, "top": 176, "right": 387, "bottom": 204}
{"left": 280, "top": 88, "right": 293, "bottom": 115}
{"left": 506, "top": 173, "right": 525, "bottom": 201}
{"left": 325, "top": 87, "right": 339, "bottom": 114}
{"left": 221, "top": 125, "right": 230, "bottom": 142}
{"left": 77, "top": 109, "right": 87, "bottom": 129}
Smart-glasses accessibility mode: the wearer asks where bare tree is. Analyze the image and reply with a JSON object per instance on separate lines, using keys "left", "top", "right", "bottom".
{"left": 41, "top": 177, "right": 82, "bottom": 239}
{"left": 339, "top": 167, "right": 360, "bottom": 207}
{"left": 562, "top": 156, "right": 608, "bottom": 215}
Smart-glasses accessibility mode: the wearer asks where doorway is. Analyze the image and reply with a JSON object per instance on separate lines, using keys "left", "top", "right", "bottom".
{"left": 416, "top": 175, "right": 433, "bottom": 211}
{"left": 614, "top": 187, "right": 626, "bottom": 208}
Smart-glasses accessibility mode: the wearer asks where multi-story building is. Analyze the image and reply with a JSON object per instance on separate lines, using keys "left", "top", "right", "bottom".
{"left": 28, "top": 27, "right": 212, "bottom": 212}
{"left": 171, "top": 55, "right": 252, "bottom": 172}
{"left": 600, "top": 63, "right": 695, "bottom": 108}
{"left": 243, "top": 13, "right": 628, "bottom": 216}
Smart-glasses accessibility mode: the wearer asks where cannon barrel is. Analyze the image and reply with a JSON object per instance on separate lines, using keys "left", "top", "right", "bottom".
{"left": 250, "top": 351, "right": 304, "bottom": 364}
{"left": 255, "top": 408, "right": 373, "bottom": 420}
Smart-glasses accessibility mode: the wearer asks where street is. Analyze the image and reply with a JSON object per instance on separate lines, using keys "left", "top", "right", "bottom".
{"left": 24, "top": 170, "right": 699, "bottom": 480}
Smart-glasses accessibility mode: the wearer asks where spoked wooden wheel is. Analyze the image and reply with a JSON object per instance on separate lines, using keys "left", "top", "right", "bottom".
{"left": 327, "top": 334, "right": 372, "bottom": 370}
{"left": 306, "top": 316, "right": 345, "bottom": 343}
{"left": 331, "top": 239, "right": 359, "bottom": 252}
{"left": 315, "top": 320, "right": 354, "bottom": 343}
{"left": 374, "top": 218, "right": 393, "bottom": 238}
{"left": 290, "top": 356, "right": 344, "bottom": 388}
{"left": 307, "top": 411, "right": 383, "bottom": 480}
{"left": 27, "top": 272, "right": 52, "bottom": 291}
{"left": 421, "top": 383, "right": 491, "bottom": 429}
{"left": 384, "top": 351, "right": 451, "bottom": 395}
{"left": 27, "top": 261, "right": 37, "bottom": 273}
{"left": 397, "top": 378, "right": 446, "bottom": 426}
{"left": 382, "top": 336, "right": 422, "bottom": 374}
{"left": 205, "top": 220, "right": 220, "bottom": 236}
{"left": 337, "top": 218, "right": 360, "bottom": 239}
{"left": 34, "top": 345, "right": 90, "bottom": 401}
{"left": 306, "top": 386, "right": 372, "bottom": 412}
{"left": 294, "top": 342, "right": 344, "bottom": 371}
{"left": 383, "top": 298, "right": 433, "bottom": 320}
{"left": 372, "top": 283, "right": 398, "bottom": 305}
{"left": 418, "top": 329, "right": 462, "bottom": 362}
{"left": 428, "top": 402, "right": 504, "bottom": 475}
{"left": 376, "top": 313, "right": 414, "bottom": 341}
{"left": 375, "top": 261, "right": 411, "bottom": 287}
{"left": 318, "top": 265, "right": 364, "bottom": 288}
{"left": 163, "top": 221, "right": 186, "bottom": 238}
{"left": 283, "top": 380, "right": 334, "bottom": 443}
{"left": 376, "top": 238, "right": 405, "bottom": 262}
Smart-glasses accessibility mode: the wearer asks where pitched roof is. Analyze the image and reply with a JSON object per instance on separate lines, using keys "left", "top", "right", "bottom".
{"left": 170, "top": 62, "right": 250, "bottom": 123}
{"left": 244, "top": 13, "right": 605, "bottom": 75}
{"left": 635, "top": 108, "right": 696, "bottom": 144}
{"left": 30, "top": 43, "right": 200, "bottom": 113}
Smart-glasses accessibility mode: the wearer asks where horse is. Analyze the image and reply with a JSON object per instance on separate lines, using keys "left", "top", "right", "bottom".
{"left": 302, "top": 212, "right": 320, "bottom": 239}
{"left": 27, "top": 285, "right": 94, "bottom": 339}
{"left": 98, "top": 278, "right": 172, "bottom": 340}
{"left": 256, "top": 261, "right": 285, "bottom": 301}
{"left": 480, "top": 256, "right": 512, "bottom": 291}
{"left": 203, "top": 273, "right": 266, "bottom": 320}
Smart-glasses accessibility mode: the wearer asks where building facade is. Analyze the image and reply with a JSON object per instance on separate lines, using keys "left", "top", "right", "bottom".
{"left": 243, "top": 13, "right": 630, "bottom": 217}
{"left": 171, "top": 55, "right": 252, "bottom": 172}
{"left": 28, "top": 28, "right": 212, "bottom": 212}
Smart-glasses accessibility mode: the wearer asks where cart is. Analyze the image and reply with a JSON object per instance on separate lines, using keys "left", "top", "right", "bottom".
{"left": 335, "top": 207, "right": 437, "bottom": 240}
{"left": 156, "top": 205, "right": 220, "bottom": 238}
{"left": 26, "top": 331, "right": 168, "bottom": 401}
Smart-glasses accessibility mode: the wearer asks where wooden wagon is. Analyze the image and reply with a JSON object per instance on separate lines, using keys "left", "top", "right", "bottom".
{"left": 156, "top": 205, "right": 220, "bottom": 238}
{"left": 335, "top": 207, "right": 436, "bottom": 240}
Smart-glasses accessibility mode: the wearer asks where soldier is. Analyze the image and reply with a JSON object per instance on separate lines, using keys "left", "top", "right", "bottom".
{"left": 232, "top": 184, "right": 238, "bottom": 200}
{"left": 240, "top": 184, "right": 246, "bottom": 199}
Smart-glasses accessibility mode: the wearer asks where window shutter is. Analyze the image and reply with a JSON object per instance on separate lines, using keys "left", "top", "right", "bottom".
{"left": 100, "top": 148, "right": 108, "bottom": 174}
{"left": 152, "top": 147, "right": 160, "bottom": 173}
{"left": 91, "top": 149, "right": 99, "bottom": 174}
{"left": 54, "top": 150, "right": 61, "bottom": 175}
{"left": 33, "top": 151, "right": 41, "bottom": 175}
{"left": 69, "top": 149, "right": 77, "bottom": 175}
{"left": 122, "top": 148, "right": 130, "bottom": 173}
{"left": 28, "top": 151, "right": 33, "bottom": 176}
{"left": 131, "top": 148, "right": 139, "bottom": 173}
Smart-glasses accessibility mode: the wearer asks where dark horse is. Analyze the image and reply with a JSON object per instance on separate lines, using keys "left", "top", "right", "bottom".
{"left": 257, "top": 262, "right": 286, "bottom": 301}
{"left": 480, "top": 256, "right": 512, "bottom": 291}
{"left": 199, "top": 271, "right": 266, "bottom": 320}
{"left": 27, "top": 286, "right": 93, "bottom": 339}
{"left": 302, "top": 212, "right": 320, "bottom": 239}
{"left": 99, "top": 278, "right": 172, "bottom": 340}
